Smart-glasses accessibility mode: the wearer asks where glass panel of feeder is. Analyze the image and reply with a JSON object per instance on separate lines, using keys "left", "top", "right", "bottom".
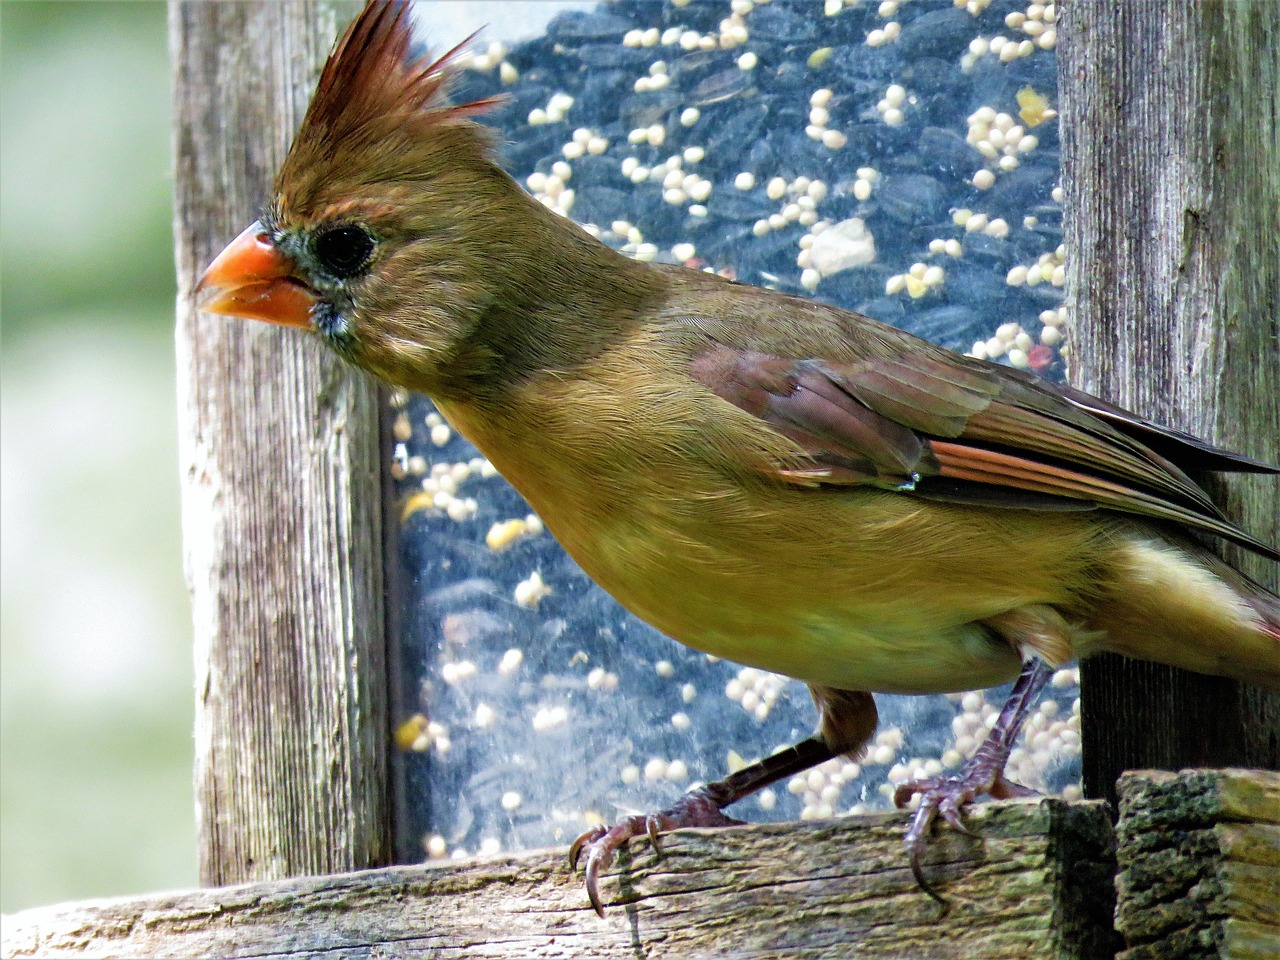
{"left": 388, "top": 0, "right": 1079, "bottom": 865}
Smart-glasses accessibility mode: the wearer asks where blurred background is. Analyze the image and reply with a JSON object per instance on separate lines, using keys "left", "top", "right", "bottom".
{"left": 0, "top": 0, "right": 590, "bottom": 915}
{"left": 1, "top": 2, "right": 193, "bottom": 912}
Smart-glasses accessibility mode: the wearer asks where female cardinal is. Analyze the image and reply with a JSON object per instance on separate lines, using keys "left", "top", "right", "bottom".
{"left": 196, "top": 0, "right": 1280, "bottom": 914}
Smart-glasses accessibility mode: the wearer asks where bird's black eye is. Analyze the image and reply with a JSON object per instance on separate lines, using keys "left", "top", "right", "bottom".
{"left": 312, "top": 225, "right": 375, "bottom": 279}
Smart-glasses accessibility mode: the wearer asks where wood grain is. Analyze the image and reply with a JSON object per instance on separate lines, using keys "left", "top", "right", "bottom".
{"left": 170, "top": 0, "right": 390, "bottom": 886}
{"left": 1058, "top": 0, "right": 1280, "bottom": 806}
{"left": 1114, "top": 769, "right": 1280, "bottom": 960}
{"left": 1, "top": 800, "right": 1116, "bottom": 960}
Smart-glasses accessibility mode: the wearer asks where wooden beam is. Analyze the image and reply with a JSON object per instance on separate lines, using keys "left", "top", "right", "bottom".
{"left": 1, "top": 801, "right": 1116, "bottom": 960}
{"left": 169, "top": 0, "right": 390, "bottom": 886}
{"left": 1114, "top": 769, "right": 1280, "bottom": 960}
{"left": 1058, "top": 0, "right": 1280, "bottom": 807}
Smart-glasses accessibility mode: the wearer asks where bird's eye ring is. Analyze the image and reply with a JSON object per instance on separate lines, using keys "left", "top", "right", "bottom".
{"left": 313, "top": 224, "right": 375, "bottom": 279}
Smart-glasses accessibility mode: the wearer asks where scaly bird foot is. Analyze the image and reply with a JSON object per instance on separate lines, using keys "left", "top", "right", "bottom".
{"left": 891, "top": 657, "right": 1053, "bottom": 905}
{"left": 568, "top": 789, "right": 746, "bottom": 917}
{"left": 893, "top": 761, "right": 1037, "bottom": 905}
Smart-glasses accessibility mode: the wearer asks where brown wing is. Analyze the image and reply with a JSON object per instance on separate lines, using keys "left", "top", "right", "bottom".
{"left": 1057, "top": 384, "right": 1279, "bottom": 473}
{"left": 685, "top": 330, "right": 1279, "bottom": 561}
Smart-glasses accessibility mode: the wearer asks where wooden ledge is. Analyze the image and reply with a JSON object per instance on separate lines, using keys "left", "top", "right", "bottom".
{"left": 2, "top": 799, "right": 1115, "bottom": 960}
{"left": 1114, "top": 769, "right": 1280, "bottom": 960}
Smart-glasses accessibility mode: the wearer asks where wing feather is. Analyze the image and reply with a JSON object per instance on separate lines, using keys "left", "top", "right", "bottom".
{"left": 683, "top": 320, "right": 1278, "bottom": 560}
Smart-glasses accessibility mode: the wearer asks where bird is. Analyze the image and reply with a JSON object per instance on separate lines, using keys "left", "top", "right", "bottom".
{"left": 196, "top": 0, "right": 1280, "bottom": 916}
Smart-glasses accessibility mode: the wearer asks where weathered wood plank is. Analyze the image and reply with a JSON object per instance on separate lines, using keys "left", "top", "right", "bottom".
{"left": 1114, "top": 770, "right": 1280, "bottom": 960}
{"left": 1058, "top": 0, "right": 1280, "bottom": 807}
{"left": 170, "top": 0, "right": 390, "bottom": 886}
{"left": 1, "top": 800, "right": 1116, "bottom": 960}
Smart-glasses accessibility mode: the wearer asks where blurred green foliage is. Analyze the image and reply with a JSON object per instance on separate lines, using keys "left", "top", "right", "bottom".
{"left": 1, "top": 2, "right": 175, "bottom": 330}
{"left": 1, "top": 2, "right": 196, "bottom": 913}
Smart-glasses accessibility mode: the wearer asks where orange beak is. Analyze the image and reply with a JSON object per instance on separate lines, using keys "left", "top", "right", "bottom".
{"left": 195, "top": 220, "right": 317, "bottom": 328}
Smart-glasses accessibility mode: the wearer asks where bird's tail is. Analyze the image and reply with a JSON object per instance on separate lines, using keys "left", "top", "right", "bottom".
{"left": 1085, "top": 530, "right": 1280, "bottom": 690}
{"left": 1196, "top": 545, "right": 1280, "bottom": 644}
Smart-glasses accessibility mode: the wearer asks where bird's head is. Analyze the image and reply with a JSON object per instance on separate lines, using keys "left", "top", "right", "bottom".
{"left": 195, "top": 0, "right": 511, "bottom": 396}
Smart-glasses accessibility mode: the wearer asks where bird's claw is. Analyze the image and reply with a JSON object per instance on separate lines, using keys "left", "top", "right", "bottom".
{"left": 567, "top": 791, "right": 744, "bottom": 916}
{"left": 568, "top": 817, "right": 644, "bottom": 917}
{"left": 566, "top": 825, "right": 604, "bottom": 873}
{"left": 897, "top": 776, "right": 978, "bottom": 908}
{"left": 893, "top": 766, "right": 1035, "bottom": 907}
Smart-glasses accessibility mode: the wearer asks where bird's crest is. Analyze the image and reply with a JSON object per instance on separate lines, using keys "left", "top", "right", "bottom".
{"left": 302, "top": 0, "right": 500, "bottom": 143}
{"left": 275, "top": 0, "right": 504, "bottom": 214}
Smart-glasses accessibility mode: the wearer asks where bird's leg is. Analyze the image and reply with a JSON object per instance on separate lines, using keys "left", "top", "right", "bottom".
{"left": 893, "top": 655, "right": 1053, "bottom": 903}
{"left": 569, "top": 736, "right": 835, "bottom": 916}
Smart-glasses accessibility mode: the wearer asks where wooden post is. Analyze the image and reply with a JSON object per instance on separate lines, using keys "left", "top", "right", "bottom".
{"left": 1058, "top": 0, "right": 1280, "bottom": 807}
{"left": 1113, "top": 769, "right": 1280, "bottom": 959}
{"left": 170, "top": 0, "right": 390, "bottom": 886}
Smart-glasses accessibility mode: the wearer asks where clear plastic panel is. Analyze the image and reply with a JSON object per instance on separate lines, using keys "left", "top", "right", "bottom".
{"left": 390, "top": 0, "right": 1078, "bottom": 864}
